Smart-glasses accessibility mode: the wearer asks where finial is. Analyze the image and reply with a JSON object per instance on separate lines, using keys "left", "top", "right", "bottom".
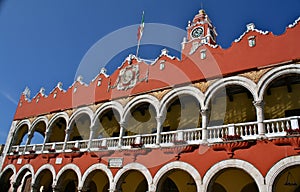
{"left": 39, "top": 87, "right": 45, "bottom": 96}
{"left": 76, "top": 75, "right": 83, "bottom": 83}
{"left": 199, "top": 9, "right": 206, "bottom": 15}
{"left": 23, "top": 86, "right": 31, "bottom": 100}
{"left": 57, "top": 82, "right": 63, "bottom": 90}
{"left": 100, "top": 67, "right": 107, "bottom": 75}
{"left": 161, "top": 48, "right": 169, "bottom": 55}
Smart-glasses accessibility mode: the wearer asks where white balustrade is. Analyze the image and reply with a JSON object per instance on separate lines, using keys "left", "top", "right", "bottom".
{"left": 7, "top": 116, "right": 300, "bottom": 156}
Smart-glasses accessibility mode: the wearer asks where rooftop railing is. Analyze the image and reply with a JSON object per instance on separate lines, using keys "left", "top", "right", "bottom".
{"left": 7, "top": 116, "right": 300, "bottom": 155}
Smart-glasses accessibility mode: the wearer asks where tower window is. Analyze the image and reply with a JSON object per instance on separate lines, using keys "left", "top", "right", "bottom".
{"left": 97, "top": 78, "right": 102, "bottom": 86}
{"left": 160, "top": 60, "right": 166, "bottom": 70}
{"left": 248, "top": 36, "right": 256, "bottom": 47}
{"left": 200, "top": 49, "right": 207, "bottom": 60}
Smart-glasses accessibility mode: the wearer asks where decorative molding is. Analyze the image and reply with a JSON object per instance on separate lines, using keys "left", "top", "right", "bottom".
{"left": 150, "top": 89, "right": 171, "bottom": 101}
{"left": 90, "top": 150, "right": 114, "bottom": 162}
{"left": 212, "top": 141, "right": 256, "bottom": 158}
{"left": 239, "top": 68, "right": 271, "bottom": 83}
{"left": 108, "top": 64, "right": 149, "bottom": 92}
{"left": 161, "top": 144, "right": 199, "bottom": 160}
{"left": 194, "top": 81, "right": 211, "bottom": 93}
{"left": 273, "top": 137, "right": 300, "bottom": 152}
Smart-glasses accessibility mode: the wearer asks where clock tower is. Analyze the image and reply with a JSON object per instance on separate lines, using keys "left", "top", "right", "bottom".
{"left": 182, "top": 9, "right": 218, "bottom": 56}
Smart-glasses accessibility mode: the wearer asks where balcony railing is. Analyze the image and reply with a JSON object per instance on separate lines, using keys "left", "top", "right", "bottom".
{"left": 7, "top": 116, "right": 300, "bottom": 155}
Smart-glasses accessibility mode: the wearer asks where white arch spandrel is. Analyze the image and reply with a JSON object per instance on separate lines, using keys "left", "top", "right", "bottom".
{"left": 54, "top": 163, "right": 82, "bottom": 186}
{"left": 47, "top": 112, "right": 69, "bottom": 132}
{"left": 158, "top": 86, "right": 205, "bottom": 117}
{"left": 92, "top": 101, "right": 123, "bottom": 127}
{"left": 112, "top": 162, "right": 153, "bottom": 190}
{"left": 257, "top": 64, "right": 300, "bottom": 100}
{"left": 68, "top": 106, "right": 94, "bottom": 129}
{"left": 202, "top": 159, "right": 265, "bottom": 192}
{"left": 0, "top": 164, "right": 16, "bottom": 181}
{"left": 122, "top": 94, "right": 160, "bottom": 122}
{"left": 80, "top": 163, "right": 113, "bottom": 189}
{"left": 15, "top": 164, "right": 35, "bottom": 184}
{"left": 204, "top": 76, "right": 257, "bottom": 108}
{"left": 33, "top": 164, "right": 56, "bottom": 186}
{"left": 266, "top": 156, "right": 300, "bottom": 192}
{"left": 152, "top": 161, "right": 202, "bottom": 192}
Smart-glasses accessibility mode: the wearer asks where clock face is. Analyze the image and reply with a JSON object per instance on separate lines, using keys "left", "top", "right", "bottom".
{"left": 191, "top": 27, "right": 204, "bottom": 38}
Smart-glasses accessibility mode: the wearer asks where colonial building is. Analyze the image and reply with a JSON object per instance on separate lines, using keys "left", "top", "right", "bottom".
{"left": 0, "top": 8, "right": 300, "bottom": 192}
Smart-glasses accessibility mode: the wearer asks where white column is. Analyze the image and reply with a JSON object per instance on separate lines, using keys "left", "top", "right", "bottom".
{"left": 41, "top": 130, "right": 51, "bottom": 152}
{"left": 63, "top": 128, "right": 72, "bottom": 150}
{"left": 253, "top": 100, "right": 265, "bottom": 137}
{"left": 201, "top": 109, "right": 209, "bottom": 143}
{"left": 155, "top": 116, "right": 164, "bottom": 145}
{"left": 87, "top": 126, "right": 96, "bottom": 149}
{"left": 118, "top": 121, "right": 127, "bottom": 147}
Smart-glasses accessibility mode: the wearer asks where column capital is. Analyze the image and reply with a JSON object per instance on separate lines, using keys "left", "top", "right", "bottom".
{"left": 253, "top": 100, "right": 265, "bottom": 107}
{"left": 155, "top": 115, "right": 165, "bottom": 122}
{"left": 200, "top": 108, "right": 210, "bottom": 116}
{"left": 119, "top": 121, "right": 127, "bottom": 128}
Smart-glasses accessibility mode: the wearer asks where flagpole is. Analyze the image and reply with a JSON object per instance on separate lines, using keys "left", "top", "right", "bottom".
{"left": 136, "top": 11, "right": 144, "bottom": 58}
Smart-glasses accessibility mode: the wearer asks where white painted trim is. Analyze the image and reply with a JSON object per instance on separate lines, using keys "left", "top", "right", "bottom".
{"left": 204, "top": 76, "right": 257, "bottom": 108}
{"left": 55, "top": 163, "right": 82, "bottom": 187}
{"left": 202, "top": 159, "right": 265, "bottom": 192}
{"left": 92, "top": 101, "right": 123, "bottom": 128}
{"left": 159, "top": 86, "right": 205, "bottom": 116}
{"left": 30, "top": 116, "right": 48, "bottom": 133}
{"left": 257, "top": 64, "right": 300, "bottom": 100}
{"left": 68, "top": 107, "right": 94, "bottom": 129}
{"left": 15, "top": 164, "right": 35, "bottom": 185}
{"left": 80, "top": 163, "right": 113, "bottom": 189}
{"left": 33, "top": 164, "right": 56, "bottom": 186}
{"left": 113, "top": 162, "right": 153, "bottom": 191}
{"left": 0, "top": 164, "right": 16, "bottom": 181}
{"left": 152, "top": 161, "right": 202, "bottom": 192}
{"left": 47, "top": 112, "right": 69, "bottom": 132}
{"left": 265, "top": 156, "right": 300, "bottom": 192}
{"left": 122, "top": 94, "right": 160, "bottom": 122}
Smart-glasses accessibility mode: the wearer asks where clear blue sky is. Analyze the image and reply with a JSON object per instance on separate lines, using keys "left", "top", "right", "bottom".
{"left": 0, "top": 0, "right": 299, "bottom": 144}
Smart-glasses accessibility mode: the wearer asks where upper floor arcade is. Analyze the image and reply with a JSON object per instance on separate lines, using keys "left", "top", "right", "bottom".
{"left": 4, "top": 63, "right": 300, "bottom": 156}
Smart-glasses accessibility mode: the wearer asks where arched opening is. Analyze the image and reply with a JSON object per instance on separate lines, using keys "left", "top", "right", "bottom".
{"left": 263, "top": 74, "right": 300, "bottom": 119}
{"left": 34, "top": 169, "right": 53, "bottom": 192}
{"left": 116, "top": 170, "right": 148, "bottom": 192}
{"left": 0, "top": 168, "right": 14, "bottom": 192}
{"left": 69, "top": 113, "right": 91, "bottom": 141}
{"left": 56, "top": 169, "right": 79, "bottom": 192}
{"left": 14, "top": 169, "right": 32, "bottom": 192}
{"left": 94, "top": 108, "right": 121, "bottom": 138}
{"left": 47, "top": 117, "right": 67, "bottom": 142}
{"left": 207, "top": 168, "right": 259, "bottom": 192}
{"left": 272, "top": 165, "right": 300, "bottom": 192}
{"left": 12, "top": 124, "right": 29, "bottom": 145}
{"left": 157, "top": 169, "right": 197, "bottom": 192}
{"left": 82, "top": 170, "right": 109, "bottom": 192}
{"left": 209, "top": 85, "right": 255, "bottom": 126}
{"left": 163, "top": 95, "right": 201, "bottom": 132}
{"left": 126, "top": 102, "right": 157, "bottom": 135}
{"left": 29, "top": 121, "right": 46, "bottom": 144}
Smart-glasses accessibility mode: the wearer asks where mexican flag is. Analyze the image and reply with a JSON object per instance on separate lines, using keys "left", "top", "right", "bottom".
{"left": 137, "top": 11, "right": 145, "bottom": 42}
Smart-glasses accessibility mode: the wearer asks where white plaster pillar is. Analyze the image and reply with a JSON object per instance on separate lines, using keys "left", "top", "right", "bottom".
{"left": 41, "top": 130, "right": 51, "bottom": 152}
{"left": 63, "top": 128, "right": 72, "bottom": 150}
{"left": 253, "top": 100, "right": 265, "bottom": 137}
{"left": 118, "top": 121, "right": 127, "bottom": 147}
{"left": 201, "top": 109, "right": 209, "bottom": 143}
{"left": 87, "top": 125, "right": 97, "bottom": 149}
{"left": 155, "top": 115, "right": 164, "bottom": 145}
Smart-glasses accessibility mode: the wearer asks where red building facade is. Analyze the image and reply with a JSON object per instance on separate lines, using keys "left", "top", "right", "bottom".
{"left": 1, "top": 9, "right": 300, "bottom": 192}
